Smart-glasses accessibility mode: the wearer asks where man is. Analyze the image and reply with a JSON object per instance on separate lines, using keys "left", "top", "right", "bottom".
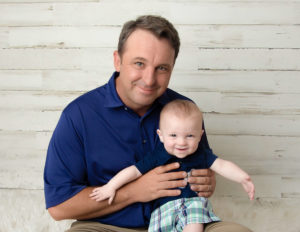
{"left": 44, "top": 15, "right": 252, "bottom": 232}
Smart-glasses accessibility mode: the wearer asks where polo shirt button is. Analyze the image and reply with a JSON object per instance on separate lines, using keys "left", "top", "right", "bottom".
{"left": 143, "top": 139, "right": 147, "bottom": 144}
{"left": 124, "top": 107, "right": 128, "bottom": 111}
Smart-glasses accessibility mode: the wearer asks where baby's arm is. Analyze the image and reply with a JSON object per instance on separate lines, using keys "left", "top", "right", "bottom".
{"left": 210, "top": 158, "right": 255, "bottom": 200}
{"left": 89, "top": 165, "right": 142, "bottom": 204}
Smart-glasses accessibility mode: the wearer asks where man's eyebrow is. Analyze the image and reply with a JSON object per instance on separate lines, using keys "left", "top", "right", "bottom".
{"left": 133, "top": 57, "right": 172, "bottom": 67}
{"left": 133, "top": 57, "right": 147, "bottom": 62}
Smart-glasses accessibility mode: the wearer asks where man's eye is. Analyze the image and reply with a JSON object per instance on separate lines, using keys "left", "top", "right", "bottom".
{"left": 157, "top": 66, "right": 168, "bottom": 71}
{"left": 135, "top": 62, "right": 144, "bottom": 67}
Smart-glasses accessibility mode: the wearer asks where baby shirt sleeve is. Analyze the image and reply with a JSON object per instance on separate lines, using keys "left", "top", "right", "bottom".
{"left": 135, "top": 144, "right": 170, "bottom": 174}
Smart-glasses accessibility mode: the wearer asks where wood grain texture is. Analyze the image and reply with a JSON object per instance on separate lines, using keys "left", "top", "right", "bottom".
{"left": 0, "top": 1, "right": 299, "bottom": 231}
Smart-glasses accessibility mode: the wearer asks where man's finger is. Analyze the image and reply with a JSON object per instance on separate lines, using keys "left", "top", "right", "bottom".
{"left": 190, "top": 168, "right": 213, "bottom": 177}
{"left": 157, "top": 189, "right": 181, "bottom": 198}
{"left": 159, "top": 170, "right": 187, "bottom": 182}
{"left": 157, "top": 179, "right": 187, "bottom": 190}
{"left": 190, "top": 184, "right": 212, "bottom": 192}
{"left": 154, "top": 162, "right": 180, "bottom": 174}
{"left": 188, "top": 176, "right": 211, "bottom": 185}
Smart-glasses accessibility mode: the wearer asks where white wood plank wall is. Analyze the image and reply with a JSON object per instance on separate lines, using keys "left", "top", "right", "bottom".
{"left": 0, "top": 0, "right": 299, "bottom": 231}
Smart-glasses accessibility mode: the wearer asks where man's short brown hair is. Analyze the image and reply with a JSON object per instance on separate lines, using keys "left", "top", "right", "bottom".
{"left": 118, "top": 15, "right": 180, "bottom": 61}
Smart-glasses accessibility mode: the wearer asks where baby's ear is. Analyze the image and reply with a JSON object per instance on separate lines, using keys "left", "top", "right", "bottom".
{"left": 199, "top": 129, "right": 204, "bottom": 141}
{"left": 201, "top": 129, "right": 204, "bottom": 137}
{"left": 157, "top": 129, "right": 164, "bottom": 143}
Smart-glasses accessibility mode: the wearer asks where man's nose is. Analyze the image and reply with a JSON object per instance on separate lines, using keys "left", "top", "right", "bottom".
{"left": 143, "top": 68, "right": 156, "bottom": 86}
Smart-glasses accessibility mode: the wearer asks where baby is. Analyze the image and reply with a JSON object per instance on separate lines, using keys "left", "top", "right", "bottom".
{"left": 90, "top": 99, "right": 255, "bottom": 232}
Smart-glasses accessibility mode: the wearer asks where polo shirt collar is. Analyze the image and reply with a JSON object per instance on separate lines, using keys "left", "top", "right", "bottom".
{"left": 156, "top": 90, "right": 173, "bottom": 106}
{"left": 104, "top": 72, "right": 124, "bottom": 108}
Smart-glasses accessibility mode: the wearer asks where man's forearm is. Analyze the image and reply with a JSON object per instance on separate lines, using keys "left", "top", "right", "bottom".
{"left": 48, "top": 163, "right": 185, "bottom": 221}
{"left": 48, "top": 184, "right": 136, "bottom": 221}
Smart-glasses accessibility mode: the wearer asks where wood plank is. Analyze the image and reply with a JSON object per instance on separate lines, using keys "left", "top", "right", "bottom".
{"left": 0, "top": 131, "right": 51, "bottom": 153}
{"left": 0, "top": 48, "right": 114, "bottom": 70}
{"left": 0, "top": 149, "right": 45, "bottom": 189}
{"left": 178, "top": 25, "right": 300, "bottom": 49}
{"left": 0, "top": 91, "right": 81, "bottom": 111}
{"left": 0, "top": 48, "right": 82, "bottom": 70}
{"left": 170, "top": 71, "right": 300, "bottom": 94}
{"left": 215, "top": 175, "right": 300, "bottom": 200}
{"left": 203, "top": 113, "right": 300, "bottom": 137}
{"left": 0, "top": 28, "right": 9, "bottom": 48}
{"left": 0, "top": 70, "right": 43, "bottom": 90}
{"left": 5, "top": 25, "right": 300, "bottom": 49}
{"left": 215, "top": 175, "right": 281, "bottom": 198}
{"left": 176, "top": 47, "right": 300, "bottom": 71}
{"left": 182, "top": 91, "right": 300, "bottom": 115}
{"left": 208, "top": 134, "right": 300, "bottom": 160}
{"left": 208, "top": 135, "right": 300, "bottom": 175}
{"left": 7, "top": 26, "right": 120, "bottom": 49}
{"left": 0, "top": 70, "right": 109, "bottom": 91}
{"left": 0, "top": 110, "right": 61, "bottom": 131}
{"left": 0, "top": 1, "right": 299, "bottom": 26}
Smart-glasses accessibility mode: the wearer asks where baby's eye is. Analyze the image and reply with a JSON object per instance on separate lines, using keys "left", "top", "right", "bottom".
{"left": 187, "top": 134, "right": 194, "bottom": 138}
{"left": 170, "top": 134, "right": 177, "bottom": 137}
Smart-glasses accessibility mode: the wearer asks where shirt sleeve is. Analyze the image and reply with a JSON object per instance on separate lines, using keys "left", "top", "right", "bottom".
{"left": 135, "top": 144, "right": 169, "bottom": 174}
{"left": 204, "top": 148, "right": 218, "bottom": 168}
{"left": 43, "top": 108, "right": 87, "bottom": 209}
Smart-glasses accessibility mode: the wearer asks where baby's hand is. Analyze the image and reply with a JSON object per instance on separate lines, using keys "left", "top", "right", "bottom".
{"left": 241, "top": 176, "right": 255, "bottom": 201}
{"left": 89, "top": 185, "right": 116, "bottom": 204}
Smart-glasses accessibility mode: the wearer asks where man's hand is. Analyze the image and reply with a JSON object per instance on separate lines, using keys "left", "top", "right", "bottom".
{"left": 126, "top": 162, "right": 187, "bottom": 203}
{"left": 188, "top": 169, "right": 216, "bottom": 198}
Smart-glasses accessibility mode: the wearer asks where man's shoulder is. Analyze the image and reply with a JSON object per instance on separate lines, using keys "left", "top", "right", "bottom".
{"left": 64, "top": 84, "right": 106, "bottom": 115}
{"left": 160, "top": 88, "right": 191, "bottom": 104}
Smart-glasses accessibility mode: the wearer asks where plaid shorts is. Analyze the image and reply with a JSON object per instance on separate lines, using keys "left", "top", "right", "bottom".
{"left": 148, "top": 197, "right": 221, "bottom": 232}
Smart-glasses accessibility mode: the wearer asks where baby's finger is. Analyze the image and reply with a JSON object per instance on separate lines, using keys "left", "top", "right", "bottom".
{"left": 89, "top": 192, "right": 97, "bottom": 197}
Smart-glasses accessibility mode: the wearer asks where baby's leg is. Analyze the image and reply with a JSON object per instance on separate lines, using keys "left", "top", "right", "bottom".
{"left": 183, "top": 223, "right": 204, "bottom": 232}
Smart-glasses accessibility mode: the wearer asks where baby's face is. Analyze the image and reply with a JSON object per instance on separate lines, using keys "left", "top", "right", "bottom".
{"left": 157, "top": 114, "right": 203, "bottom": 159}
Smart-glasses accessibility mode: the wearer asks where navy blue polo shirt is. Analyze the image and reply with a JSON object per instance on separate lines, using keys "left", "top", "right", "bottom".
{"left": 44, "top": 72, "right": 214, "bottom": 227}
{"left": 136, "top": 142, "right": 217, "bottom": 209}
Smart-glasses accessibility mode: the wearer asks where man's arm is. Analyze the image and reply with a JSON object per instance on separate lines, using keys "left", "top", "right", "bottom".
{"left": 48, "top": 162, "right": 187, "bottom": 221}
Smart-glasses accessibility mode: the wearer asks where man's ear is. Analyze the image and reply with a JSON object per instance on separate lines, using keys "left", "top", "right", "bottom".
{"left": 157, "top": 129, "right": 164, "bottom": 143}
{"left": 113, "top": 50, "right": 121, "bottom": 72}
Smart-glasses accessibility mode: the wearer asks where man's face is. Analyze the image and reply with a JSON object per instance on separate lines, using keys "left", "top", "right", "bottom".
{"left": 114, "top": 29, "right": 175, "bottom": 116}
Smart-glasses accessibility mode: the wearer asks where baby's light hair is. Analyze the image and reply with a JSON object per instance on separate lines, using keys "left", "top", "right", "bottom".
{"left": 159, "top": 99, "right": 203, "bottom": 128}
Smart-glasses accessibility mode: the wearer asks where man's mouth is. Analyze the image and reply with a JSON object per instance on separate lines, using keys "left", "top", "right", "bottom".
{"left": 137, "top": 85, "right": 157, "bottom": 95}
